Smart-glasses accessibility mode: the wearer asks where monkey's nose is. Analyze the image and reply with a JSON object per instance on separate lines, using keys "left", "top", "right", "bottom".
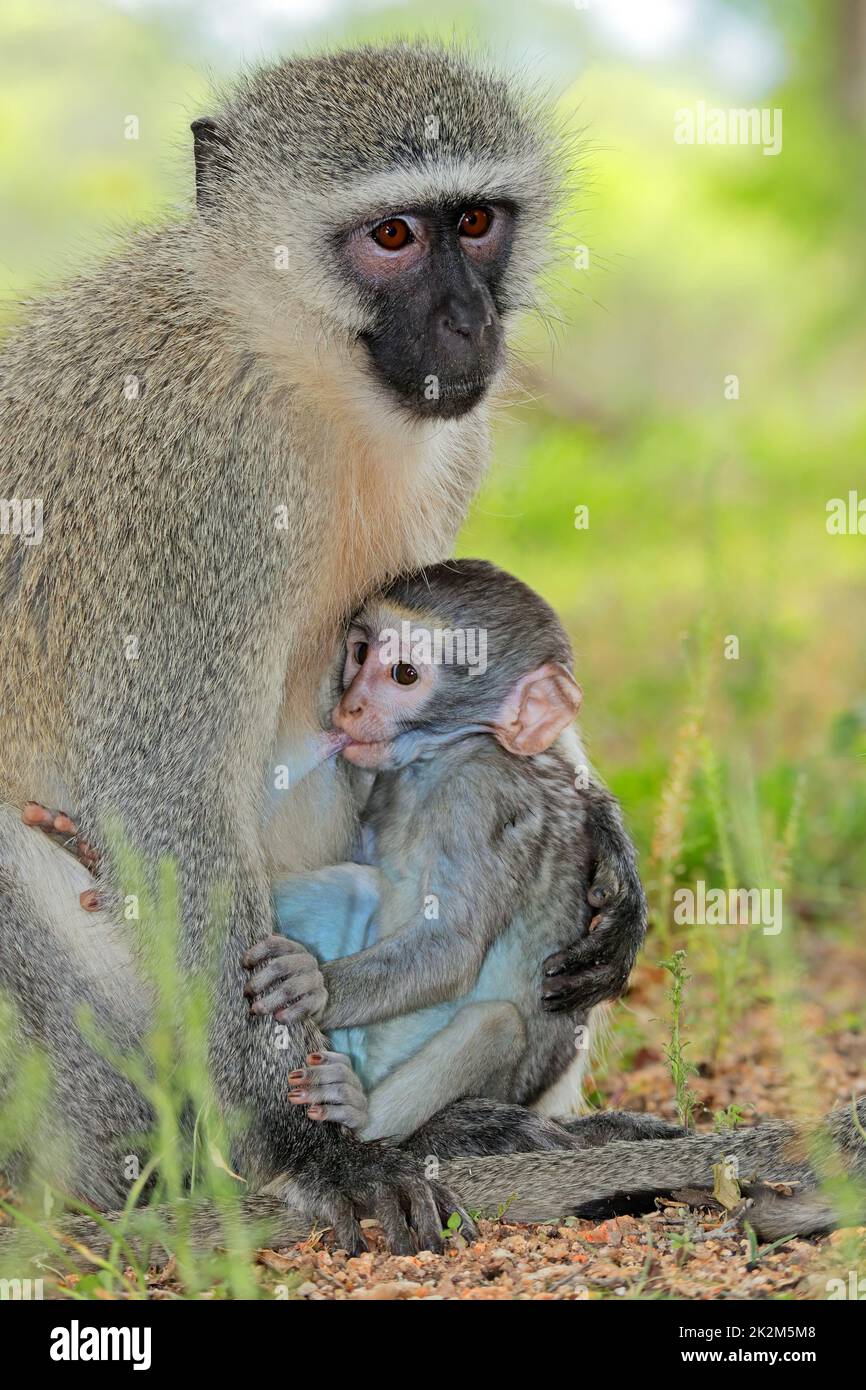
{"left": 440, "top": 310, "right": 492, "bottom": 348}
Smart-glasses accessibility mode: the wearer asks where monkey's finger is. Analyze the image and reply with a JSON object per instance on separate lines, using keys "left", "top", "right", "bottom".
{"left": 289, "top": 1080, "right": 362, "bottom": 1104}
{"left": 294, "top": 1089, "right": 369, "bottom": 1134}
{"left": 250, "top": 976, "right": 325, "bottom": 1016}
{"left": 542, "top": 957, "right": 612, "bottom": 991}
{"left": 22, "top": 802, "right": 79, "bottom": 845}
{"left": 306, "top": 1101, "right": 368, "bottom": 1129}
{"left": 543, "top": 932, "right": 615, "bottom": 975}
{"left": 288, "top": 1061, "right": 365, "bottom": 1091}
{"left": 404, "top": 1181, "right": 446, "bottom": 1253}
{"left": 433, "top": 1187, "right": 478, "bottom": 1243}
{"left": 542, "top": 967, "right": 625, "bottom": 1013}
{"left": 76, "top": 838, "right": 99, "bottom": 872}
{"left": 304, "top": 1049, "right": 356, "bottom": 1069}
{"left": 243, "top": 953, "right": 321, "bottom": 997}
{"left": 241, "top": 934, "right": 309, "bottom": 969}
{"left": 587, "top": 867, "right": 621, "bottom": 909}
{"left": 271, "top": 991, "right": 329, "bottom": 1025}
{"left": 330, "top": 1200, "right": 367, "bottom": 1257}
{"left": 543, "top": 947, "right": 575, "bottom": 977}
{"left": 365, "top": 1185, "right": 415, "bottom": 1255}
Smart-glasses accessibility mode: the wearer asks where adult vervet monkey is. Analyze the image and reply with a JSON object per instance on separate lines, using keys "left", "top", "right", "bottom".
{"left": 0, "top": 42, "right": 601, "bottom": 1253}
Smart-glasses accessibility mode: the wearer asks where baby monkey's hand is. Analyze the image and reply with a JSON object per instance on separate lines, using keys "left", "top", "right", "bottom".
{"left": 242, "top": 934, "right": 328, "bottom": 1025}
{"left": 542, "top": 808, "right": 647, "bottom": 1013}
{"left": 288, "top": 1050, "right": 369, "bottom": 1130}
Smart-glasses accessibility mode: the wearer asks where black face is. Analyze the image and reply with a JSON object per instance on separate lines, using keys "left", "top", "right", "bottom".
{"left": 341, "top": 202, "right": 516, "bottom": 418}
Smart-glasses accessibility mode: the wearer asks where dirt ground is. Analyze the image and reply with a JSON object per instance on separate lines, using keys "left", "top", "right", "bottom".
{"left": 134, "top": 933, "right": 866, "bottom": 1302}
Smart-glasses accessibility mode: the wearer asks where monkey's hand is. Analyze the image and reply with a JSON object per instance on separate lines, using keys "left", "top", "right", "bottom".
{"left": 242, "top": 935, "right": 328, "bottom": 1024}
{"left": 541, "top": 854, "right": 647, "bottom": 1013}
{"left": 263, "top": 1147, "right": 476, "bottom": 1256}
{"left": 22, "top": 801, "right": 102, "bottom": 910}
{"left": 22, "top": 801, "right": 99, "bottom": 872}
{"left": 288, "top": 1049, "right": 369, "bottom": 1130}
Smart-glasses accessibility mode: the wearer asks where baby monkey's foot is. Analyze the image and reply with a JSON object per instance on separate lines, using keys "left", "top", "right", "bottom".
{"left": 21, "top": 802, "right": 101, "bottom": 910}
{"left": 288, "top": 1050, "right": 369, "bottom": 1130}
{"left": 241, "top": 934, "right": 328, "bottom": 1024}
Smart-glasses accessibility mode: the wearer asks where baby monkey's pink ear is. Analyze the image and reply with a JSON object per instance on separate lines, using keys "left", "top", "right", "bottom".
{"left": 493, "top": 662, "right": 583, "bottom": 756}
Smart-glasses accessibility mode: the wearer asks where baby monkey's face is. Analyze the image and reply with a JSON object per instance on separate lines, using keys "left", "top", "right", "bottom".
{"left": 331, "top": 619, "right": 439, "bottom": 770}
{"left": 326, "top": 598, "right": 582, "bottom": 772}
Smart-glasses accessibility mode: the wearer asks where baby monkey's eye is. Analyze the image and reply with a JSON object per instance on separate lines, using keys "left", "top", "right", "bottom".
{"left": 391, "top": 663, "right": 419, "bottom": 686}
{"left": 371, "top": 218, "right": 412, "bottom": 250}
{"left": 458, "top": 206, "right": 492, "bottom": 238}
{"left": 354, "top": 641, "right": 369, "bottom": 665}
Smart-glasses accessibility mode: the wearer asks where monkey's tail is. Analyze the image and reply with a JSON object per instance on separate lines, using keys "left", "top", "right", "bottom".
{"left": 463, "top": 1096, "right": 866, "bottom": 1240}
{"left": 2, "top": 1098, "right": 863, "bottom": 1271}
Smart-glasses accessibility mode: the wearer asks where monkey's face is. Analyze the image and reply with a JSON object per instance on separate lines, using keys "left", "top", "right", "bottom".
{"left": 331, "top": 623, "right": 439, "bottom": 769}
{"left": 341, "top": 203, "right": 515, "bottom": 418}
{"left": 330, "top": 596, "right": 581, "bottom": 769}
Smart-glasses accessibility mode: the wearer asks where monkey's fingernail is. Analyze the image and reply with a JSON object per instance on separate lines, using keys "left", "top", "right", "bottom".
{"left": 289, "top": 1092, "right": 308, "bottom": 1103}
{"left": 307, "top": 1106, "right": 324, "bottom": 1119}
{"left": 55, "top": 813, "right": 77, "bottom": 834}
{"left": 589, "top": 914, "right": 603, "bottom": 931}
{"left": 288, "top": 1070, "right": 305, "bottom": 1081}
{"left": 307, "top": 1053, "right": 323, "bottom": 1064}
{"left": 79, "top": 890, "right": 100, "bottom": 912}
{"left": 542, "top": 979, "right": 568, "bottom": 996}
{"left": 22, "top": 802, "right": 53, "bottom": 828}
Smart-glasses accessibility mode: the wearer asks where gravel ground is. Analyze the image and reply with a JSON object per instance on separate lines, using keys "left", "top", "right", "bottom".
{"left": 120, "top": 933, "right": 866, "bottom": 1301}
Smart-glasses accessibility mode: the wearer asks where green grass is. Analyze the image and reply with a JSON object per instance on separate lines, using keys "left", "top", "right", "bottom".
{"left": 0, "top": 838, "right": 266, "bottom": 1299}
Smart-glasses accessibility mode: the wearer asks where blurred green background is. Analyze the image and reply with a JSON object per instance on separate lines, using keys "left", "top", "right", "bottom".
{"left": 1, "top": 0, "right": 864, "bottom": 983}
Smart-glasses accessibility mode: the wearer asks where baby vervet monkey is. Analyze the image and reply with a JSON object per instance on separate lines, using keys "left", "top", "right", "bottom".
{"left": 242, "top": 558, "right": 649, "bottom": 1141}
{"left": 25, "top": 561, "right": 648, "bottom": 1149}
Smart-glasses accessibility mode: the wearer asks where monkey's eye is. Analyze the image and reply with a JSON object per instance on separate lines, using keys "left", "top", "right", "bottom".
{"left": 391, "top": 663, "right": 419, "bottom": 686}
{"left": 353, "top": 641, "right": 369, "bottom": 665}
{"left": 371, "top": 219, "right": 412, "bottom": 250}
{"left": 458, "top": 207, "right": 492, "bottom": 239}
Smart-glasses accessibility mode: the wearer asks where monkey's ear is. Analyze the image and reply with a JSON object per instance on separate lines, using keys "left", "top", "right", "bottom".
{"left": 190, "top": 117, "right": 231, "bottom": 208}
{"left": 493, "top": 662, "right": 582, "bottom": 757}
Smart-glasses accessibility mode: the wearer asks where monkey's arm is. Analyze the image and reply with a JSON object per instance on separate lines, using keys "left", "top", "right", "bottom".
{"left": 320, "top": 903, "right": 498, "bottom": 1028}
{"left": 542, "top": 781, "right": 647, "bottom": 1012}
{"left": 320, "top": 775, "right": 533, "bottom": 1027}
{"left": 240, "top": 863, "right": 383, "bottom": 1026}
{"left": 252, "top": 764, "right": 530, "bottom": 1028}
